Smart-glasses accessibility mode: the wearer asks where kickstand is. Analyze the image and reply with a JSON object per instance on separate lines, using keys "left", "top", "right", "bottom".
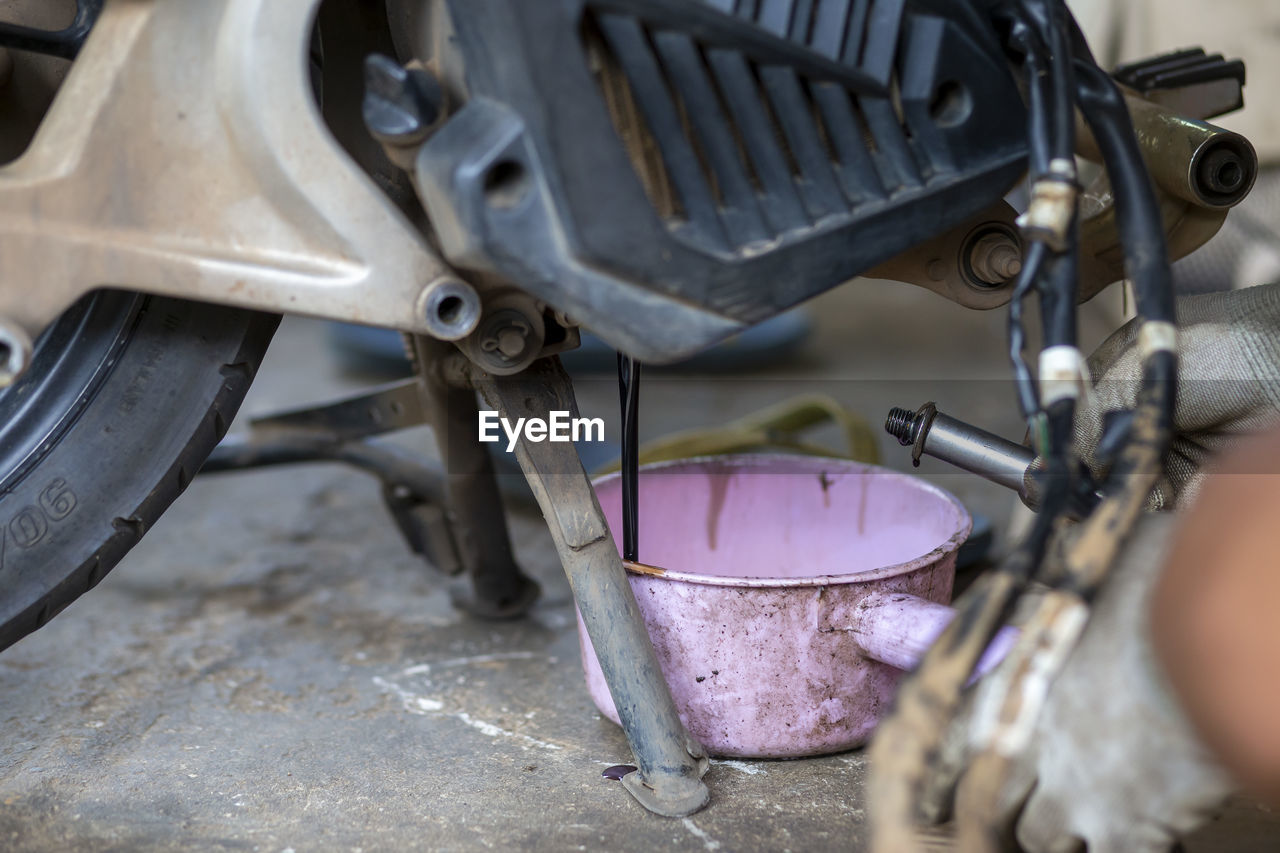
{"left": 201, "top": 365, "right": 540, "bottom": 619}
{"left": 201, "top": 350, "right": 710, "bottom": 815}
{"left": 474, "top": 356, "right": 711, "bottom": 817}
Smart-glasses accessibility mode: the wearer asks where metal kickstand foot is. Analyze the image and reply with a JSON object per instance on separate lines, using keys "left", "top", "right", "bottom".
{"left": 474, "top": 357, "right": 710, "bottom": 817}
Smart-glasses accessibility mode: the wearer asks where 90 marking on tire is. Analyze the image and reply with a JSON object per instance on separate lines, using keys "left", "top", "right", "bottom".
{"left": 0, "top": 479, "right": 78, "bottom": 569}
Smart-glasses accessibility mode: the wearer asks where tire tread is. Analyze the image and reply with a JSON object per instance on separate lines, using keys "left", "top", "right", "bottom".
{"left": 0, "top": 305, "right": 279, "bottom": 651}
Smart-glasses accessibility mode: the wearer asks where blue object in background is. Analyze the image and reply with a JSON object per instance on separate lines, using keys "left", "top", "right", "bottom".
{"left": 327, "top": 309, "right": 813, "bottom": 378}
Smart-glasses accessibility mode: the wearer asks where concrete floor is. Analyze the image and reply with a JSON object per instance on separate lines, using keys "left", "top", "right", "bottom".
{"left": 1, "top": 281, "right": 1277, "bottom": 851}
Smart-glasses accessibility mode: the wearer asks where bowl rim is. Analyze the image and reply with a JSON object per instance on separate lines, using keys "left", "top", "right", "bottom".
{"left": 591, "top": 453, "right": 973, "bottom": 588}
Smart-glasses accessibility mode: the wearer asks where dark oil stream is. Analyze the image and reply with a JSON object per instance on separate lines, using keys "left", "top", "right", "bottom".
{"left": 617, "top": 354, "right": 641, "bottom": 562}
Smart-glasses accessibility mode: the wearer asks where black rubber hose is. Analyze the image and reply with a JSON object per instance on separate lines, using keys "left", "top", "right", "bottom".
{"left": 1037, "top": 218, "right": 1080, "bottom": 350}
{"left": 1072, "top": 54, "right": 1177, "bottom": 331}
{"left": 1003, "top": 1, "right": 1082, "bottom": 421}
{"left": 1042, "top": 0, "right": 1081, "bottom": 351}
{"left": 0, "top": 0, "right": 102, "bottom": 59}
{"left": 1070, "top": 27, "right": 1178, "bottom": 511}
{"left": 1001, "top": 10, "right": 1052, "bottom": 421}
{"left": 1015, "top": 0, "right": 1080, "bottom": 351}
{"left": 1073, "top": 60, "right": 1178, "bottom": 473}
{"left": 617, "top": 353, "right": 642, "bottom": 563}
{"left": 1007, "top": 241, "right": 1049, "bottom": 419}
{"left": 1004, "top": 15, "right": 1052, "bottom": 177}
{"left": 1036, "top": 244, "right": 1080, "bottom": 485}
{"left": 1016, "top": 0, "right": 1077, "bottom": 167}
{"left": 1038, "top": 397, "right": 1077, "bottom": 506}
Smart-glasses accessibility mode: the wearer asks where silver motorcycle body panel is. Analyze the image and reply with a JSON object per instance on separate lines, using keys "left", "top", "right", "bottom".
{"left": 0, "top": 0, "right": 445, "bottom": 341}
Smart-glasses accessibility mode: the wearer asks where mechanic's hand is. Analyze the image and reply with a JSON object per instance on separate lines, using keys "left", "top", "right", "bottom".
{"left": 974, "top": 514, "right": 1234, "bottom": 853}
{"left": 1075, "top": 282, "right": 1280, "bottom": 508}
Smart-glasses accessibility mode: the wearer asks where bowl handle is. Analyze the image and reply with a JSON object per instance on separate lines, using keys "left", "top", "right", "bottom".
{"left": 845, "top": 591, "right": 1017, "bottom": 675}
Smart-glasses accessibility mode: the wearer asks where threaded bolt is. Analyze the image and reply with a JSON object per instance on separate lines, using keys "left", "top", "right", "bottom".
{"left": 885, "top": 407, "right": 923, "bottom": 446}
{"left": 968, "top": 232, "right": 1023, "bottom": 286}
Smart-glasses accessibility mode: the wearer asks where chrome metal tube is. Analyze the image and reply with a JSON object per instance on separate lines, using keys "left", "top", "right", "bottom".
{"left": 886, "top": 404, "right": 1035, "bottom": 500}
{"left": 923, "top": 413, "right": 1035, "bottom": 494}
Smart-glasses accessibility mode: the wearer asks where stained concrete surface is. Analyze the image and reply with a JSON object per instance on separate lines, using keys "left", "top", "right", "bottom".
{"left": 1, "top": 281, "right": 1277, "bottom": 851}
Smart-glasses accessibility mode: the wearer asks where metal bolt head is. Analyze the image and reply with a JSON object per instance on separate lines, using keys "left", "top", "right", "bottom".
{"left": 968, "top": 232, "right": 1023, "bottom": 286}
{"left": 419, "top": 277, "right": 482, "bottom": 341}
{"left": 362, "top": 54, "right": 443, "bottom": 143}
{"left": 479, "top": 313, "right": 532, "bottom": 363}
{"left": 469, "top": 306, "right": 543, "bottom": 375}
{"left": 495, "top": 325, "right": 529, "bottom": 359}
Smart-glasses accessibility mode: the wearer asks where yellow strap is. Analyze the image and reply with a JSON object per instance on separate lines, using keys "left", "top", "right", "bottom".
{"left": 594, "top": 394, "right": 880, "bottom": 474}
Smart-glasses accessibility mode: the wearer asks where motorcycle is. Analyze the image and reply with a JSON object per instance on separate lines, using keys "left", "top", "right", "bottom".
{"left": 0, "top": 0, "right": 1257, "bottom": 833}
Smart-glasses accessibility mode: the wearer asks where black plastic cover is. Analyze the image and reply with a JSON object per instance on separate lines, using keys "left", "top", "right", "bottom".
{"left": 416, "top": 0, "right": 1028, "bottom": 361}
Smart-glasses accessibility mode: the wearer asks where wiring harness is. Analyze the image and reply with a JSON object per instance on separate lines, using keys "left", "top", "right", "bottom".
{"left": 867, "top": 1, "right": 1179, "bottom": 848}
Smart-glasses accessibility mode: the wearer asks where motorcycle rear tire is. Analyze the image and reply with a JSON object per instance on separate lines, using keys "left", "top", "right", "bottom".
{"left": 0, "top": 293, "right": 278, "bottom": 652}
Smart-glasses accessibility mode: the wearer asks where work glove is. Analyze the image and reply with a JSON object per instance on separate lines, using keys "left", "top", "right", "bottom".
{"left": 973, "top": 514, "right": 1235, "bottom": 853}
{"left": 952, "top": 286, "right": 1280, "bottom": 849}
{"left": 1074, "top": 282, "right": 1280, "bottom": 508}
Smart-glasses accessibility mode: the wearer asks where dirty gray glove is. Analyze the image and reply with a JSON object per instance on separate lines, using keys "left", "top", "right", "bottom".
{"left": 982, "top": 514, "right": 1235, "bottom": 853}
{"left": 1076, "top": 282, "right": 1280, "bottom": 508}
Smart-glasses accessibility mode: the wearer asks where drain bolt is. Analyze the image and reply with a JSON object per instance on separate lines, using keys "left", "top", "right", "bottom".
{"left": 884, "top": 402, "right": 1036, "bottom": 502}
{"left": 885, "top": 407, "right": 924, "bottom": 446}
